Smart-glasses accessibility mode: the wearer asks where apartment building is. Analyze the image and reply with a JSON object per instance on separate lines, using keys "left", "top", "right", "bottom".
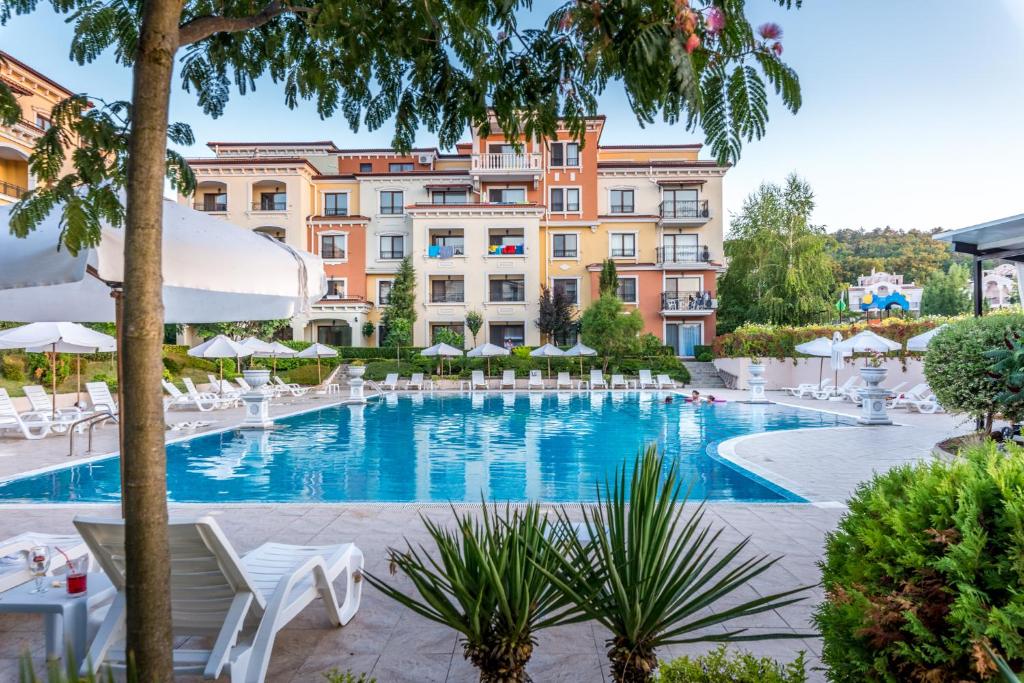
{"left": 0, "top": 51, "right": 74, "bottom": 204}
{"left": 182, "top": 114, "right": 727, "bottom": 356}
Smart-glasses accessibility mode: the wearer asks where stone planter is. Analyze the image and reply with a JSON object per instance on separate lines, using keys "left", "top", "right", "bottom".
{"left": 242, "top": 368, "right": 271, "bottom": 390}
{"left": 857, "top": 365, "right": 891, "bottom": 425}
{"left": 347, "top": 365, "right": 366, "bottom": 379}
{"left": 747, "top": 362, "right": 768, "bottom": 403}
{"left": 347, "top": 365, "right": 366, "bottom": 404}
{"left": 240, "top": 369, "right": 273, "bottom": 430}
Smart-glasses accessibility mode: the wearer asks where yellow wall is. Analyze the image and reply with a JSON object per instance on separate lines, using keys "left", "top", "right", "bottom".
{"left": 311, "top": 180, "right": 361, "bottom": 215}
{"left": 0, "top": 157, "right": 28, "bottom": 188}
{"left": 597, "top": 148, "right": 701, "bottom": 162}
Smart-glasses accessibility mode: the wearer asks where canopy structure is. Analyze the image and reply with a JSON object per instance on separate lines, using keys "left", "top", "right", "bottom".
{"left": 563, "top": 341, "right": 597, "bottom": 376}
{"left": 935, "top": 213, "right": 1024, "bottom": 316}
{"left": 907, "top": 325, "right": 948, "bottom": 353}
{"left": 0, "top": 322, "right": 117, "bottom": 413}
{"left": 529, "top": 343, "right": 565, "bottom": 377}
{"left": 421, "top": 342, "right": 463, "bottom": 375}
{"left": 467, "top": 342, "right": 509, "bottom": 375}
{"left": 0, "top": 199, "right": 325, "bottom": 323}
{"left": 297, "top": 343, "right": 338, "bottom": 383}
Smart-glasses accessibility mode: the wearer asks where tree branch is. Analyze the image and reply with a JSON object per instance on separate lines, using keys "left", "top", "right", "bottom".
{"left": 177, "top": 1, "right": 315, "bottom": 46}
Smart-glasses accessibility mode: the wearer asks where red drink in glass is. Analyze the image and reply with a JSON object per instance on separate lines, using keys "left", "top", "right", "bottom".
{"left": 66, "top": 572, "right": 87, "bottom": 595}
{"left": 66, "top": 556, "right": 88, "bottom": 595}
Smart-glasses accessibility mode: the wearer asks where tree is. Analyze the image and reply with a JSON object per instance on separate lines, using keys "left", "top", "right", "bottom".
{"left": 465, "top": 311, "right": 484, "bottom": 347}
{"left": 0, "top": 1, "right": 805, "bottom": 677}
{"left": 192, "top": 319, "right": 291, "bottom": 340}
{"left": 385, "top": 318, "right": 412, "bottom": 363}
{"left": 921, "top": 263, "right": 971, "bottom": 316}
{"left": 579, "top": 294, "right": 644, "bottom": 372}
{"left": 381, "top": 257, "right": 416, "bottom": 336}
{"left": 536, "top": 286, "right": 575, "bottom": 344}
{"left": 829, "top": 227, "right": 955, "bottom": 287}
{"left": 599, "top": 259, "right": 620, "bottom": 296}
{"left": 717, "top": 174, "right": 836, "bottom": 333}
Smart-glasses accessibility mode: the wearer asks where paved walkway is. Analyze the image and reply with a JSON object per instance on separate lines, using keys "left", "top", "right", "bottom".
{"left": 0, "top": 387, "right": 971, "bottom": 682}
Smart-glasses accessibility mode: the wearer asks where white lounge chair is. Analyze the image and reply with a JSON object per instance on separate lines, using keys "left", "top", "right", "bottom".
{"left": 471, "top": 370, "right": 489, "bottom": 391}
{"left": 183, "top": 377, "right": 235, "bottom": 409}
{"left": 638, "top": 369, "right": 657, "bottom": 389}
{"left": 556, "top": 372, "right": 573, "bottom": 390}
{"left": 23, "top": 385, "right": 83, "bottom": 420}
{"left": 589, "top": 369, "right": 608, "bottom": 390}
{"left": 610, "top": 374, "right": 628, "bottom": 390}
{"left": 272, "top": 375, "right": 310, "bottom": 397}
{"left": 905, "top": 392, "right": 941, "bottom": 414}
{"left": 75, "top": 515, "right": 363, "bottom": 683}
{"left": 380, "top": 373, "right": 399, "bottom": 391}
{"left": 656, "top": 374, "right": 677, "bottom": 389}
{"left": 0, "top": 389, "right": 52, "bottom": 440}
{"left": 528, "top": 370, "right": 544, "bottom": 390}
{"left": 0, "top": 531, "right": 93, "bottom": 593}
{"left": 86, "top": 381, "right": 119, "bottom": 416}
{"left": 500, "top": 370, "right": 516, "bottom": 390}
{"left": 814, "top": 376, "right": 856, "bottom": 400}
{"left": 407, "top": 373, "right": 432, "bottom": 391}
{"left": 164, "top": 379, "right": 222, "bottom": 412}
{"left": 891, "top": 383, "right": 930, "bottom": 410}
{"left": 781, "top": 379, "right": 831, "bottom": 399}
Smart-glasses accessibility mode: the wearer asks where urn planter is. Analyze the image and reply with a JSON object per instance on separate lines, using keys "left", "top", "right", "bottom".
{"left": 857, "top": 365, "right": 891, "bottom": 425}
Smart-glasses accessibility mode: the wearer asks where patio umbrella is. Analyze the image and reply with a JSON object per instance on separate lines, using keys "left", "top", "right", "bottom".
{"left": 907, "top": 325, "right": 947, "bottom": 352}
{"left": 0, "top": 321, "right": 116, "bottom": 416}
{"left": 828, "top": 331, "right": 849, "bottom": 392}
{"left": 794, "top": 336, "right": 834, "bottom": 384}
{"left": 467, "top": 342, "right": 510, "bottom": 376}
{"left": 835, "top": 330, "right": 901, "bottom": 365}
{"left": 529, "top": 343, "right": 564, "bottom": 378}
{"left": 421, "top": 342, "right": 463, "bottom": 375}
{"left": 254, "top": 340, "right": 297, "bottom": 376}
{"left": 187, "top": 335, "right": 253, "bottom": 392}
{"left": 297, "top": 342, "right": 338, "bottom": 383}
{"left": 563, "top": 341, "right": 597, "bottom": 376}
{"left": 239, "top": 337, "right": 275, "bottom": 371}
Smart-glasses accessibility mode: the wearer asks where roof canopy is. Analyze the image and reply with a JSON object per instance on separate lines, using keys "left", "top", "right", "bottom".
{"left": 935, "top": 213, "right": 1024, "bottom": 263}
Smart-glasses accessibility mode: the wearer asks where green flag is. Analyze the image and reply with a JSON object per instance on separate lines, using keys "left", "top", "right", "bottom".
{"left": 835, "top": 297, "right": 847, "bottom": 312}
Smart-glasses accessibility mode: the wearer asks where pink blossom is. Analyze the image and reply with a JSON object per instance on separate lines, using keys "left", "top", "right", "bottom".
{"left": 685, "top": 33, "right": 701, "bottom": 54}
{"left": 705, "top": 7, "right": 726, "bottom": 34}
{"left": 772, "top": 41, "right": 783, "bottom": 56}
{"left": 758, "top": 22, "right": 783, "bottom": 40}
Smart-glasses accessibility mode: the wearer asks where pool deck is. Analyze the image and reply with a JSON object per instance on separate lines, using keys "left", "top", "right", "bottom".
{"left": 0, "top": 387, "right": 972, "bottom": 682}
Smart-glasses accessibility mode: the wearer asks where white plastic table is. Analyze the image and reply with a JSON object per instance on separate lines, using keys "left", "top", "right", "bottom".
{"left": 0, "top": 572, "right": 113, "bottom": 667}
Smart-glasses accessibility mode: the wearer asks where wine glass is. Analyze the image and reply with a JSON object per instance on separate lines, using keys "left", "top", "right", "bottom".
{"left": 26, "top": 545, "right": 50, "bottom": 594}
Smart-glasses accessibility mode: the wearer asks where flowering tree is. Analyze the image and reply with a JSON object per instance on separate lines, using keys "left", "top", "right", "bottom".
{"left": 0, "top": 1, "right": 804, "bottom": 678}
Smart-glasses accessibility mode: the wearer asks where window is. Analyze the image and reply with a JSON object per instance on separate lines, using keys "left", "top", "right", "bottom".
{"left": 610, "top": 189, "right": 634, "bottom": 214}
{"left": 660, "top": 233, "right": 700, "bottom": 262}
{"left": 662, "top": 188, "right": 701, "bottom": 218}
{"left": 389, "top": 162, "right": 414, "bottom": 173}
{"left": 489, "top": 276, "right": 525, "bottom": 302}
{"left": 35, "top": 114, "right": 51, "bottom": 131}
{"left": 552, "top": 278, "right": 579, "bottom": 305}
{"left": 616, "top": 277, "right": 638, "bottom": 303}
{"left": 610, "top": 233, "right": 636, "bottom": 258}
{"left": 489, "top": 143, "right": 515, "bottom": 154}
{"left": 549, "top": 187, "right": 580, "bottom": 212}
{"left": 359, "top": 163, "right": 373, "bottom": 173}
{"left": 430, "top": 278, "right": 465, "bottom": 303}
{"left": 378, "top": 280, "right": 393, "bottom": 305}
{"left": 259, "top": 192, "right": 286, "bottom": 211}
{"left": 553, "top": 326, "right": 577, "bottom": 347}
{"left": 317, "top": 322, "right": 352, "bottom": 346}
{"left": 202, "top": 193, "right": 227, "bottom": 211}
{"left": 549, "top": 142, "right": 580, "bottom": 167}
{"left": 488, "top": 187, "right": 526, "bottom": 204}
{"left": 324, "top": 193, "right": 348, "bottom": 216}
{"left": 431, "top": 190, "right": 467, "bottom": 204}
{"left": 325, "top": 280, "right": 346, "bottom": 298}
{"left": 429, "top": 234, "right": 465, "bottom": 256}
{"left": 488, "top": 230, "right": 525, "bottom": 255}
{"left": 551, "top": 233, "right": 578, "bottom": 258}
{"left": 489, "top": 323, "right": 525, "bottom": 348}
{"left": 320, "top": 234, "right": 346, "bottom": 260}
{"left": 380, "top": 190, "right": 404, "bottom": 215}
{"left": 379, "top": 235, "right": 405, "bottom": 260}
{"left": 431, "top": 323, "right": 465, "bottom": 343}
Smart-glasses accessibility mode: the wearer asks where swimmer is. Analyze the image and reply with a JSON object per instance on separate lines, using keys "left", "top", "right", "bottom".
{"left": 689, "top": 390, "right": 701, "bottom": 403}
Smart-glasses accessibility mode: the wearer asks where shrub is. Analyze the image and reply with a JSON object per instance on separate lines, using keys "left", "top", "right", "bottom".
{"left": 814, "top": 440, "right": 1024, "bottom": 682}
{"left": 91, "top": 372, "right": 118, "bottom": 392}
{"left": 693, "top": 344, "right": 714, "bottom": 362}
{"left": 924, "top": 311, "right": 1024, "bottom": 429}
{"left": 323, "top": 670, "right": 375, "bottom": 683}
{"left": 657, "top": 646, "right": 807, "bottom": 682}
{"left": 27, "top": 352, "right": 72, "bottom": 386}
{"left": 162, "top": 355, "right": 182, "bottom": 374}
{"left": 1, "top": 354, "right": 26, "bottom": 381}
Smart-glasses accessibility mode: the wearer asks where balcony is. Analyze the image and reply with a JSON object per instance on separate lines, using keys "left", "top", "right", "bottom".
{"left": 471, "top": 152, "right": 543, "bottom": 181}
{"left": 252, "top": 200, "right": 287, "bottom": 212}
{"left": 656, "top": 245, "right": 711, "bottom": 265}
{"left": 661, "top": 291, "right": 717, "bottom": 315}
{"left": 193, "top": 201, "right": 227, "bottom": 212}
{"left": 0, "top": 180, "right": 26, "bottom": 199}
{"left": 487, "top": 244, "right": 525, "bottom": 256}
{"left": 430, "top": 291, "right": 466, "bottom": 303}
{"left": 659, "top": 199, "right": 710, "bottom": 225}
{"left": 323, "top": 207, "right": 348, "bottom": 217}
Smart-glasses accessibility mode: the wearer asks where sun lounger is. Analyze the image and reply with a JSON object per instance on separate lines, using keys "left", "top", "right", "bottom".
{"left": 22, "top": 385, "right": 83, "bottom": 420}
{"left": 471, "top": 370, "right": 489, "bottom": 391}
{"left": 164, "top": 379, "right": 224, "bottom": 412}
{"left": 656, "top": 374, "right": 677, "bottom": 389}
{"left": 528, "top": 370, "right": 544, "bottom": 390}
{"left": 182, "top": 377, "right": 236, "bottom": 409}
{"left": 589, "top": 369, "right": 608, "bottom": 390}
{"left": 380, "top": 373, "right": 399, "bottom": 391}
{"left": 406, "top": 373, "right": 433, "bottom": 391}
{"left": 814, "top": 377, "right": 856, "bottom": 400}
{"left": 500, "top": 370, "right": 516, "bottom": 390}
{"left": 75, "top": 515, "right": 363, "bottom": 682}
{"left": 86, "top": 381, "right": 119, "bottom": 417}
{"left": 638, "top": 369, "right": 657, "bottom": 389}
{"left": 556, "top": 372, "right": 573, "bottom": 390}
{"left": 0, "top": 531, "right": 93, "bottom": 593}
{"left": 272, "top": 375, "right": 310, "bottom": 397}
{"left": 0, "top": 389, "right": 52, "bottom": 440}
{"left": 782, "top": 379, "right": 831, "bottom": 399}
{"left": 610, "top": 374, "right": 629, "bottom": 390}
{"left": 891, "top": 383, "right": 930, "bottom": 410}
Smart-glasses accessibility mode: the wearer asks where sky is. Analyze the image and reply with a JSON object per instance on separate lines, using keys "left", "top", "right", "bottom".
{"left": 2, "top": 1, "right": 1023, "bottom": 234}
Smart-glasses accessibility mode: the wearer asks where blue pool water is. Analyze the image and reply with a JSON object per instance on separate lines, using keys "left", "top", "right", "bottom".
{"left": 0, "top": 393, "right": 853, "bottom": 504}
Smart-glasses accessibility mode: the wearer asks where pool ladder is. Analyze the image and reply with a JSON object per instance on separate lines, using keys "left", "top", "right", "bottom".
{"left": 68, "top": 411, "right": 117, "bottom": 457}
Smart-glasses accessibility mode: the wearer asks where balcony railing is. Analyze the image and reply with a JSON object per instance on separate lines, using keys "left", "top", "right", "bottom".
{"left": 610, "top": 248, "right": 636, "bottom": 258}
{"left": 489, "top": 289, "right": 526, "bottom": 303}
{"left": 0, "top": 180, "right": 26, "bottom": 199}
{"left": 323, "top": 207, "right": 348, "bottom": 216}
{"left": 471, "top": 152, "right": 543, "bottom": 172}
{"left": 660, "top": 199, "right": 710, "bottom": 220}
{"left": 321, "top": 248, "right": 347, "bottom": 260}
{"left": 661, "top": 291, "right": 716, "bottom": 311}
{"left": 552, "top": 249, "right": 578, "bottom": 258}
{"left": 379, "top": 250, "right": 405, "bottom": 260}
{"left": 488, "top": 244, "right": 525, "bottom": 256}
{"left": 252, "top": 200, "right": 287, "bottom": 211}
{"left": 656, "top": 245, "right": 711, "bottom": 263}
{"left": 427, "top": 245, "right": 465, "bottom": 258}
{"left": 193, "top": 202, "right": 227, "bottom": 212}
{"left": 430, "top": 291, "right": 465, "bottom": 303}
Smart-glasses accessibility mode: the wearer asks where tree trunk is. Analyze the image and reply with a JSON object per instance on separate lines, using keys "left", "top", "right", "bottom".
{"left": 121, "top": 1, "right": 184, "bottom": 679}
{"left": 607, "top": 637, "right": 658, "bottom": 683}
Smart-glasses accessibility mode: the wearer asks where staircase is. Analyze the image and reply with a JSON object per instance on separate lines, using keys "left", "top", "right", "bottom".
{"left": 681, "top": 360, "right": 726, "bottom": 388}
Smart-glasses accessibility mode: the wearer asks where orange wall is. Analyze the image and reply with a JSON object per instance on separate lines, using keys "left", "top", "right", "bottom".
{"left": 336, "top": 155, "right": 434, "bottom": 174}
{"left": 307, "top": 223, "right": 367, "bottom": 298}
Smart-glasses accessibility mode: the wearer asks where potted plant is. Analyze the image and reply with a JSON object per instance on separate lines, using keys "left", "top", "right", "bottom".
{"left": 347, "top": 358, "right": 366, "bottom": 378}
{"left": 858, "top": 350, "right": 887, "bottom": 385}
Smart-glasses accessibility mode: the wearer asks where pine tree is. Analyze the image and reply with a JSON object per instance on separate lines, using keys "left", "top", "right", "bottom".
{"left": 599, "top": 260, "right": 619, "bottom": 296}
{"left": 382, "top": 257, "right": 417, "bottom": 334}
{"left": 536, "top": 286, "right": 575, "bottom": 344}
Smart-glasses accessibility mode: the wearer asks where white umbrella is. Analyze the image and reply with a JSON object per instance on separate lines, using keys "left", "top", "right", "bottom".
{"left": 907, "top": 325, "right": 948, "bottom": 353}
{"left": 529, "top": 343, "right": 565, "bottom": 377}
{"left": 835, "top": 330, "right": 901, "bottom": 365}
{"left": 563, "top": 341, "right": 597, "bottom": 376}
{"left": 421, "top": 342, "right": 463, "bottom": 375}
{"left": 467, "top": 342, "right": 510, "bottom": 375}
{"left": 188, "top": 335, "right": 253, "bottom": 390}
{"left": 828, "top": 331, "right": 848, "bottom": 391}
{"left": 253, "top": 340, "right": 297, "bottom": 376}
{"left": 0, "top": 321, "right": 116, "bottom": 415}
{"left": 239, "top": 336, "right": 275, "bottom": 372}
{"left": 794, "top": 336, "right": 835, "bottom": 385}
{"left": 297, "top": 342, "right": 338, "bottom": 383}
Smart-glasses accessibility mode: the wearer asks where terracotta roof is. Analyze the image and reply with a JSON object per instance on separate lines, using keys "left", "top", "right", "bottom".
{"left": 656, "top": 178, "right": 707, "bottom": 186}
{"left": 187, "top": 157, "right": 321, "bottom": 172}
{"left": 0, "top": 51, "right": 75, "bottom": 96}
{"left": 599, "top": 144, "right": 702, "bottom": 150}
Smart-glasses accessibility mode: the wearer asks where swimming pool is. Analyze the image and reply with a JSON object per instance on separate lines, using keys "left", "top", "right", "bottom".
{"left": 0, "top": 393, "right": 853, "bottom": 504}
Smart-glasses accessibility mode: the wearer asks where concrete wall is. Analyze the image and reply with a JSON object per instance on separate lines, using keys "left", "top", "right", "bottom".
{"left": 715, "top": 356, "right": 927, "bottom": 391}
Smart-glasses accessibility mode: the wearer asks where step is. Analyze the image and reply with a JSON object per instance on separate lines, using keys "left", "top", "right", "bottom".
{"left": 681, "top": 361, "right": 726, "bottom": 388}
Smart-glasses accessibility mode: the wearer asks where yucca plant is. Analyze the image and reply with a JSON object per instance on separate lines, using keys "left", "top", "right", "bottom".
{"left": 541, "top": 445, "right": 813, "bottom": 683}
{"left": 364, "top": 503, "right": 578, "bottom": 682}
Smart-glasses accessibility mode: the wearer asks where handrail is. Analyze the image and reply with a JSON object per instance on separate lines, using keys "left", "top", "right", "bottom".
{"left": 68, "top": 411, "right": 117, "bottom": 457}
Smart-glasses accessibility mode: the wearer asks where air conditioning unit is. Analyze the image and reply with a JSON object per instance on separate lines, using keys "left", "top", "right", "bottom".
{"left": 417, "top": 153, "right": 434, "bottom": 165}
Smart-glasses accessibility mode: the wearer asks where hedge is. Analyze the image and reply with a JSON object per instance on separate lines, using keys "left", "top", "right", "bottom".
{"left": 712, "top": 317, "right": 953, "bottom": 360}
{"left": 658, "top": 646, "right": 807, "bottom": 683}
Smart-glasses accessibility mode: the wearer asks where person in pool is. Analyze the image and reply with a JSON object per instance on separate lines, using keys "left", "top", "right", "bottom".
{"left": 689, "top": 390, "right": 701, "bottom": 403}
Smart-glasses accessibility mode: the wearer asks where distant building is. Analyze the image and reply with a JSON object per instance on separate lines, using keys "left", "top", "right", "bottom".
{"left": 982, "top": 263, "right": 1019, "bottom": 309}
{"left": 848, "top": 271, "right": 922, "bottom": 314}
